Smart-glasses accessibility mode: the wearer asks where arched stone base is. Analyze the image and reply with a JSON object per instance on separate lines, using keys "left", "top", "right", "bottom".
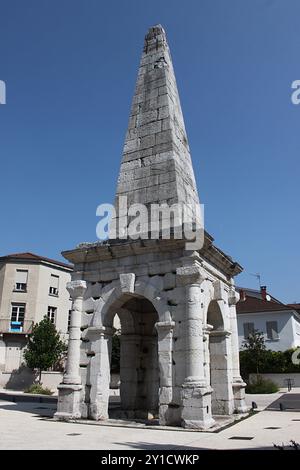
{"left": 55, "top": 243, "right": 247, "bottom": 429}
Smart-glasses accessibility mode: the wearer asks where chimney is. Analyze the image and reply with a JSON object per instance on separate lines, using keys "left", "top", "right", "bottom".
{"left": 261, "top": 286, "right": 267, "bottom": 301}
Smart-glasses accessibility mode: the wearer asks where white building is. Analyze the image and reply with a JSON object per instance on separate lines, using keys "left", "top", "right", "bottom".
{"left": 236, "top": 286, "right": 300, "bottom": 351}
{"left": 0, "top": 252, "right": 73, "bottom": 373}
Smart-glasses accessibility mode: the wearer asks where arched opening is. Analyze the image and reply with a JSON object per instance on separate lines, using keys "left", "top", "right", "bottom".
{"left": 207, "top": 300, "right": 228, "bottom": 415}
{"left": 105, "top": 294, "right": 159, "bottom": 420}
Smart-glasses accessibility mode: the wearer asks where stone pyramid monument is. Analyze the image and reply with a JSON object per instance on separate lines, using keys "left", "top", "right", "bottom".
{"left": 55, "top": 25, "right": 247, "bottom": 429}
{"left": 114, "top": 25, "right": 198, "bottom": 225}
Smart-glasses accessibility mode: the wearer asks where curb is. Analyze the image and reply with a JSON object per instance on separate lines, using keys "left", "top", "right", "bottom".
{"left": 0, "top": 391, "right": 57, "bottom": 404}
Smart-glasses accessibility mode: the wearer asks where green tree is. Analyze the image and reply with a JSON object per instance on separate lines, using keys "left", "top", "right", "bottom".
{"left": 24, "top": 316, "right": 67, "bottom": 383}
{"left": 242, "top": 329, "right": 266, "bottom": 374}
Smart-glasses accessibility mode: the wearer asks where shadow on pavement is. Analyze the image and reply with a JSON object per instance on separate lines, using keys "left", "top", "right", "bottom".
{"left": 112, "top": 442, "right": 208, "bottom": 450}
{"left": 266, "top": 393, "right": 300, "bottom": 412}
{"left": 0, "top": 401, "right": 56, "bottom": 418}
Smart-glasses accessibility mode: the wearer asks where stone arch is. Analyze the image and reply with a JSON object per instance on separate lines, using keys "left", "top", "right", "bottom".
{"left": 92, "top": 278, "right": 171, "bottom": 329}
{"left": 87, "top": 277, "right": 172, "bottom": 422}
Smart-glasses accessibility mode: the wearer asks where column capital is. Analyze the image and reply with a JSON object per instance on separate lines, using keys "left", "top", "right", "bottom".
{"left": 67, "top": 280, "right": 87, "bottom": 299}
{"left": 176, "top": 264, "right": 205, "bottom": 286}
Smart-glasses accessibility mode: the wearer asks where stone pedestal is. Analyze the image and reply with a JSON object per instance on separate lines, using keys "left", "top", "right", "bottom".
{"left": 55, "top": 384, "right": 82, "bottom": 420}
{"left": 181, "top": 382, "right": 215, "bottom": 429}
{"left": 232, "top": 379, "right": 248, "bottom": 413}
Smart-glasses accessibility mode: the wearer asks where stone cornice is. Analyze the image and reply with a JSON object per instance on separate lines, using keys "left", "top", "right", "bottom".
{"left": 62, "top": 232, "right": 242, "bottom": 279}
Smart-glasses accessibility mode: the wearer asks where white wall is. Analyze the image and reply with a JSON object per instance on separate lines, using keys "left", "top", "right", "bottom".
{"left": 237, "top": 310, "right": 300, "bottom": 351}
{"left": 292, "top": 315, "right": 300, "bottom": 348}
{"left": 249, "top": 373, "right": 300, "bottom": 388}
{"left": 0, "top": 261, "right": 71, "bottom": 333}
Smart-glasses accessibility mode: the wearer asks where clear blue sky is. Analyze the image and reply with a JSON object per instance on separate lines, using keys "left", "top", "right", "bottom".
{"left": 0, "top": 0, "right": 299, "bottom": 302}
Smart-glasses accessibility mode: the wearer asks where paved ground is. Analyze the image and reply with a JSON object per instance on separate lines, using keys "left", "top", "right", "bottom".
{"left": 0, "top": 390, "right": 299, "bottom": 450}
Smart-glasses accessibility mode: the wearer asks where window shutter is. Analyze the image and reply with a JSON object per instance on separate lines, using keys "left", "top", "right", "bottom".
{"left": 266, "top": 321, "right": 279, "bottom": 340}
{"left": 15, "top": 270, "right": 28, "bottom": 284}
{"left": 50, "top": 275, "right": 59, "bottom": 288}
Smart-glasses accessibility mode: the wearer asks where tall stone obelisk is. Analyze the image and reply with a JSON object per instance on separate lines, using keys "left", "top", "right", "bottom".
{"left": 113, "top": 25, "right": 200, "bottom": 238}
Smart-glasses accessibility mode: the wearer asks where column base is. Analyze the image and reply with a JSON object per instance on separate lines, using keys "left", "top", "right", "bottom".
{"left": 61, "top": 375, "right": 81, "bottom": 385}
{"left": 54, "top": 383, "right": 82, "bottom": 421}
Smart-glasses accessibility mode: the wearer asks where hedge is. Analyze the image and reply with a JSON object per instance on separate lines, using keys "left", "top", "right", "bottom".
{"left": 240, "top": 348, "right": 300, "bottom": 380}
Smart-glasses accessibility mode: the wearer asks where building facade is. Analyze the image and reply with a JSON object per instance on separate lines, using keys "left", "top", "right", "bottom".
{"left": 0, "top": 253, "right": 72, "bottom": 372}
{"left": 236, "top": 287, "right": 300, "bottom": 351}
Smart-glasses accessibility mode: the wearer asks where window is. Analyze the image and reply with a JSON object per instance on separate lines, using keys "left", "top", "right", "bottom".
{"left": 14, "top": 270, "right": 28, "bottom": 292}
{"left": 68, "top": 310, "right": 72, "bottom": 331}
{"left": 49, "top": 274, "right": 59, "bottom": 296}
{"left": 243, "top": 322, "right": 255, "bottom": 339}
{"left": 266, "top": 321, "right": 279, "bottom": 340}
{"left": 47, "top": 306, "right": 57, "bottom": 324}
{"left": 10, "top": 303, "right": 26, "bottom": 332}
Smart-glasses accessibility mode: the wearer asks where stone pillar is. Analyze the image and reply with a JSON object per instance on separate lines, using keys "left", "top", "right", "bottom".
{"left": 55, "top": 280, "right": 87, "bottom": 421}
{"left": 88, "top": 326, "right": 114, "bottom": 420}
{"left": 155, "top": 320, "right": 175, "bottom": 425}
{"left": 228, "top": 288, "right": 248, "bottom": 413}
{"left": 119, "top": 334, "right": 139, "bottom": 414}
{"left": 139, "top": 334, "right": 159, "bottom": 417}
{"left": 209, "top": 329, "right": 235, "bottom": 415}
{"left": 176, "top": 264, "right": 215, "bottom": 430}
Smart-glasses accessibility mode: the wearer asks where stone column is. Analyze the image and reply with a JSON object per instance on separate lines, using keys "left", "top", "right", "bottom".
{"left": 88, "top": 326, "right": 114, "bottom": 420}
{"left": 155, "top": 320, "right": 175, "bottom": 425}
{"left": 54, "top": 280, "right": 87, "bottom": 421}
{"left": 176, "top": 264, "right": 215, "bottom": 430}
{"left": 184, "top": 282, "right": 206, "bottom": 384}
{"left": 228, "top": 287, "right": 248, "bottom": 413}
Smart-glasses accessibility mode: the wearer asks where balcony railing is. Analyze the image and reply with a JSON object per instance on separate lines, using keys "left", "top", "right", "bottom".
{"left": 0, "top": 319, "right": 34, "bottom": 334}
